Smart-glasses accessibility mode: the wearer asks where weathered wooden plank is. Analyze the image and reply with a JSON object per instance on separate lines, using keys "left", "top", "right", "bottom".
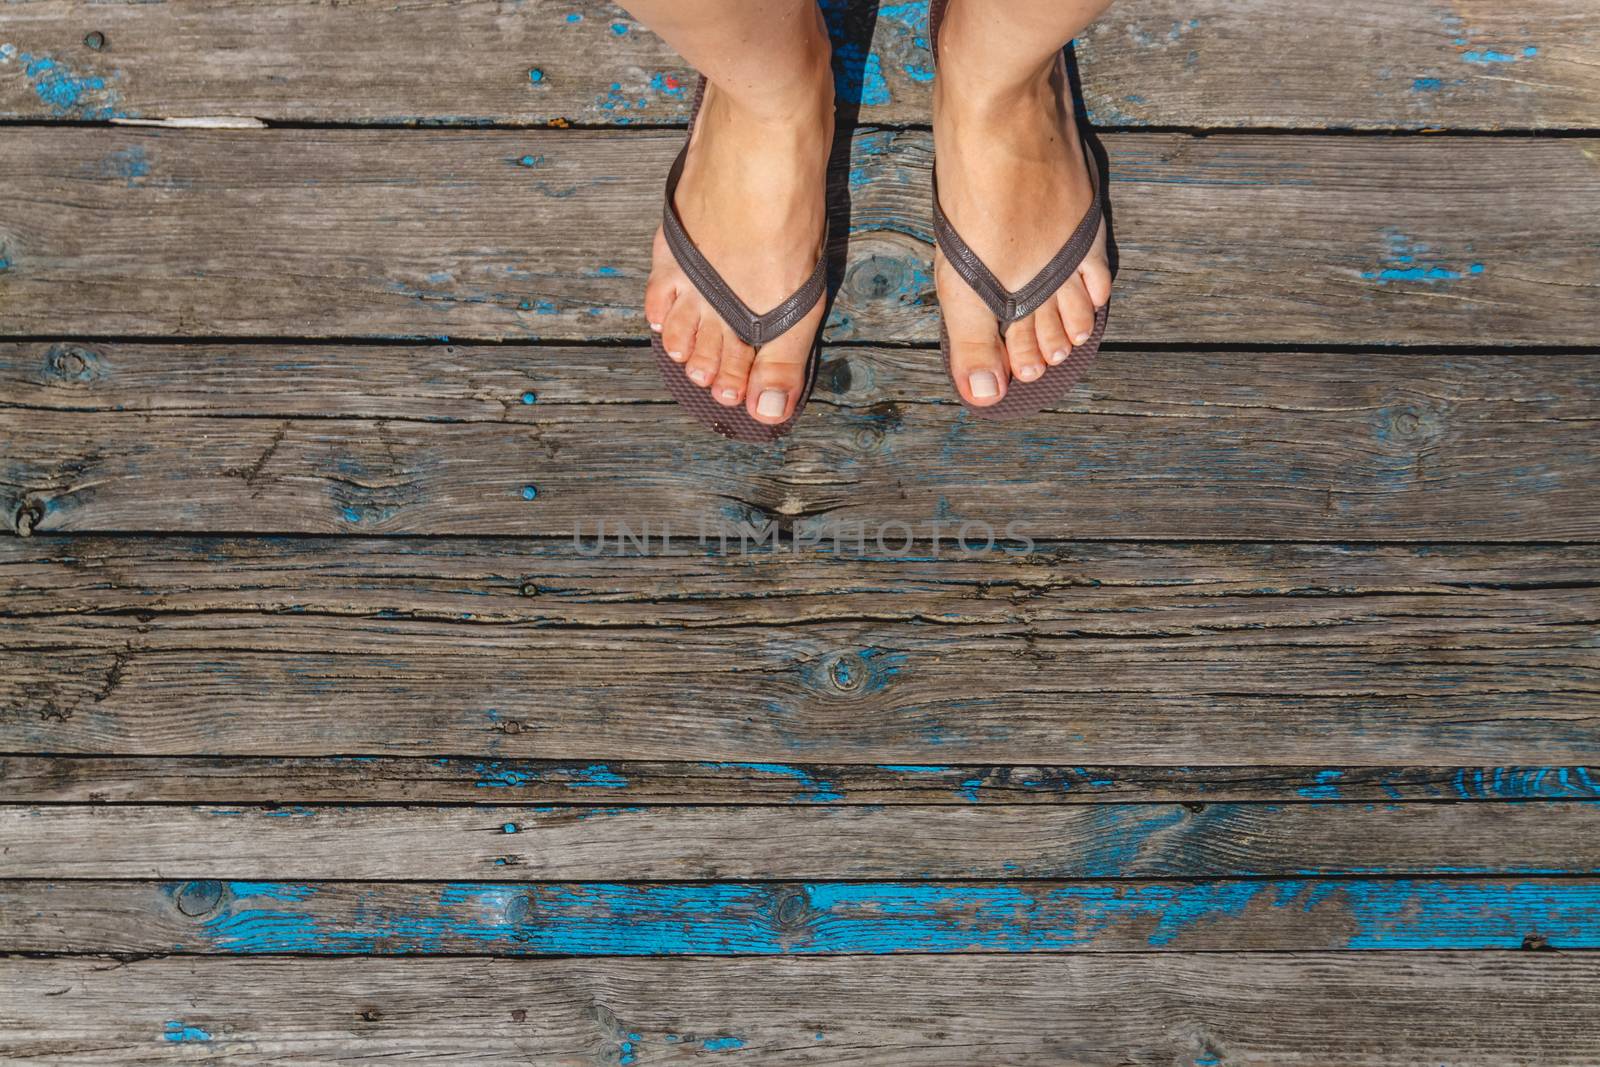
{"left": 7, "top": 756, "right": 1598, "bottom": 805}
{"left": 5, "top": 536, "right": 1594, "bottom": 629}
{"left": 2, "top": 879, "right": 1594, "bottom": 955}
{"left": 5, "top": 349, "right": 1599, "bottom": 538}
{"left": 5, "top": 954, "right": 1599, "bottom": 1064}
{"left": 4, "top": 539, "right": 1596, "bottom": 762}
{"left": 3, "top": 129, "right": 1597, "bottom": 343}
{"left": 4, "top": 803, "right": 1597, "bottom": 880}
{"left": 5, "top": 644, "right": 1594, "bottom": 764}
{"left": 2, "top": 1, "right": 1596, "bottom": 129}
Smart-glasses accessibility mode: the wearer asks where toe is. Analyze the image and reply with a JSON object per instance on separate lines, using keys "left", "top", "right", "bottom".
{"left": 661, "top": 296, "right": 699, "bottom": 364}
{"left": 644, "top": 273, "right": 677, "bottom": 335}
{"left": 745, "top": 306, "right": 822, "bottom": 425}
{"left": 1034, "top": 300, "right": 1072, "bottom": 367}
{"left": 1004, "top": 316, "right": 1047, "bottom": 384}
{"left": 684, "top": 314, "right": 723, "bottom": 389}
{"left": 1058, "top": 275, "right": 1097, "bottom": 348}
{"left": 1080, "top": 224, "right": 1113, "bottom": 308}
{"left": 713, "top": 336, "right": 756, "bottom": 407}
{"left": 938, "top": 260, "right": 1009, "bottom": 406}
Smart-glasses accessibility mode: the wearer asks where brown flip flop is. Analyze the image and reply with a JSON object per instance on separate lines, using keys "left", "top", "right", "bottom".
{"left": 651, "top": 78, "right": 831, "bottom": 443}
{"left": 929, "top": 0, "right": 1110, "bottom": 420}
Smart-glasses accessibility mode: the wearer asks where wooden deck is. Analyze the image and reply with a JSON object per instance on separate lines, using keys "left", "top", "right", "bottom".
{"left": 3, "top": 0, "right": 1599, "bottom": 1062}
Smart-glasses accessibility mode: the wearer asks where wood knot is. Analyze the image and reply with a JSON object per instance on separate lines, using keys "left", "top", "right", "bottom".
{"left": 83, "top": 31, "right": 107, "bottom": 50}
{"left": 173, "top": 879, "right": 225, "bottom": 918}
{"left": 818, "top": 356, "right": 854, "bottom": 395}
{"left": 44, "top": 344, "right": 102, "bottom": 383}
{"left": 12, "top": 499, "right": 44, "bottom": 537}
{"left": 767, "top": 886, "right": 817, "bottom": 936}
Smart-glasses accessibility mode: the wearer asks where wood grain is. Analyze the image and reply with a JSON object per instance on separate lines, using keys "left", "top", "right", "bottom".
{"left": 4, "top": 348, "right": 1598, "bottom": 539}
{"left": 2, "top": 0, "right": 1596, "bottom": 129}
{"left": 4, "top": 803, "right": 1597, "bottom": 880}
{"left": 3, "top": 130, "right": 1597, "bottom": 343}
{"left": 4, "top": 954, "right": 1599, "bottom": 1064}
{"left": 2, "top": 879, "right": 1594, "bottom": 955}
{"left": 6, "top": 755, "right": 1597, "bottom": 805}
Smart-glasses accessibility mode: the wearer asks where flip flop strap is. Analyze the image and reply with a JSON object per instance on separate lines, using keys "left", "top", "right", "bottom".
{"left": 931, "top": 153, "right": 1103, "bottom": 331}
{"left": 661, "top": 83, "right": 828, "bottom": 350}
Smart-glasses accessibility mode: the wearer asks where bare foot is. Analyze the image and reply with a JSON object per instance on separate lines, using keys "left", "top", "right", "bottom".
{"left": 932, "top": 16, "right": 1112, "bottom": 407}
{"left": 643, "top": 27, "right": 834, "bottom": 426}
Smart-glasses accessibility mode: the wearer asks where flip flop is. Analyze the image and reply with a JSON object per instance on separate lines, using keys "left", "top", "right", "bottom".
{"left": 651, "top": 78, "right": 831, "bottom": 443}
{"left": 928, "top": 0, "right": 1110, "bottom": 420}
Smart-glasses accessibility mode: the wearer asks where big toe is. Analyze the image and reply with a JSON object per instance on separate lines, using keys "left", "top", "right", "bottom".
{"left": 745, "top": 305, "right": 824, "bottom": 425}
{"left": 938, "top": 256, "right": 1009, "bottom": 406}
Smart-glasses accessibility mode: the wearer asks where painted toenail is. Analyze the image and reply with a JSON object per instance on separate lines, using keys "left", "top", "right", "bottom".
{"left": 720, "top": 388, "right": 739, "bottom": 402}
{"left": 689, "top": 367, "right": 710, "bottom": 385}
{"left": 1048, "top": 348, "right": 1069, "bottom": 365}
{"left": 756, "top": 389, "right": 788, "bottom": 418}
{"left": 970, "top": 371, "right": 999, "bottom": 399}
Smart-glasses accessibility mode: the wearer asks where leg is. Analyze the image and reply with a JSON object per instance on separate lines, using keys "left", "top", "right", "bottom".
{"left": 934, "top": 0, "right": 1115, "bottom": 407}
{"left": 621, "top": 0, "right": 834, "bottom": 424}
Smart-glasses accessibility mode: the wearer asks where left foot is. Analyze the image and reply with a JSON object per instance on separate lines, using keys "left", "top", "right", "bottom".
{"left": 932, "top": 14, "right": 1113, "bottom": 407}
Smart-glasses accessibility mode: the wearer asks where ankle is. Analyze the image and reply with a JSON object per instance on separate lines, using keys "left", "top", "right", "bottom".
{"left": 936, "top": 50, "right": 1058, "bottom": 121}
{"left": 707, "top": 25, "right": 834, "bottom": 127}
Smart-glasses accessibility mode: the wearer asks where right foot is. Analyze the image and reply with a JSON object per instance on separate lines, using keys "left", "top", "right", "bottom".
{"left": 644, "top": 24, "right": 834, "bottom": 426}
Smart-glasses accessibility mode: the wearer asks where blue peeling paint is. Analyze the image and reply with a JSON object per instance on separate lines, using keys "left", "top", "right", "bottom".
{"left": 1412, "top": 77, "right": 1445, "bottom": 91}
{"left": 565, "top": 12, "right": 582, "bottom": 23}
{"left": 649, "top": 72, "right": 688, "bottom": 100}
{"left": 707, "top": 762, "right": 843, "bottom": 803}
{"left": 956, "top": 777, "right": 983, "bottom": 802}
{"left": 164, "top": 1022, "right": 212, "bottom": 1044}
{"left": 1298, "top": 769, "right": 1344, "bottom": 801}
{"left": 610, "top": 22, "right": 630, "bottom": 35}
{"left": 2, "top": 43, "right": 124, "bottom": 118}
{"left": 703, "top": 1037, "right": 746, "bottom": 1051}
{"left": 1362, "top": 229, "right": 1481, "bottom": 285}
{"left": 184, "top": 879, "right": 1600, "bottom": 955}
{"left": 568, "top": 763, "right": 628, "bottom": 789}
{"left": 592, "top": 265, "right": 620, "bottom": 276}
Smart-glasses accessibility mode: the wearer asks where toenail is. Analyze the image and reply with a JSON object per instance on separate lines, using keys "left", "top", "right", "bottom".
{"left": 970, "top": 371, "right": 999, "bottom": 399}
{"left": 719, "top": 387, "right": 739, "bottom": 402}
{"left": 668, "top": 350, "right": 685, "bottom": 362}
{"left": 1048, "top": 348, "right": 1069, "bottom": 365}
{"left": 689, "top": 367, "right": 710, "bottom": 385}
{"left": 1018, "top": 364, "right": 1043, "bottom": 382}
{"left": 756, "top": 389, "right": 787, "bottom": 418}
{"left": 1072, "top": 330, "right": 1090, "bottom": 345}
{"left": 650, "top": 322, "right": 663, "bottom": 332}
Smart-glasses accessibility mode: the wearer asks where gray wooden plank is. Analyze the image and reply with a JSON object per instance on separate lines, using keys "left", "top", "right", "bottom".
{"left": 4, "top": 647, "right": 1593, "bottom": 764}
{"left": 3, "top": 878, "right": 1594, "bottom": 955}
{"left": 7, "top": 756, "right": 1597, "bottom": 805}
{"left": 4, "top": 349, "right": 1598, "bottom": 539}
{"left": 4, "top": 539, "right": 1596, "bottom": 765}
{"left": 4, "top": 954, "right": 1599, "bottom": 1064}
{"left": 4, "top": 803, "right": 1597, "bottom": 879}
{"left": 5, "top": 536, "right": 1594, "bottom": 628}
{"left": 2, "top": 0, "right": 1596, "bottom": 129}
{"left": 2, "top": 129, "right": 1597, "bottom": 343}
